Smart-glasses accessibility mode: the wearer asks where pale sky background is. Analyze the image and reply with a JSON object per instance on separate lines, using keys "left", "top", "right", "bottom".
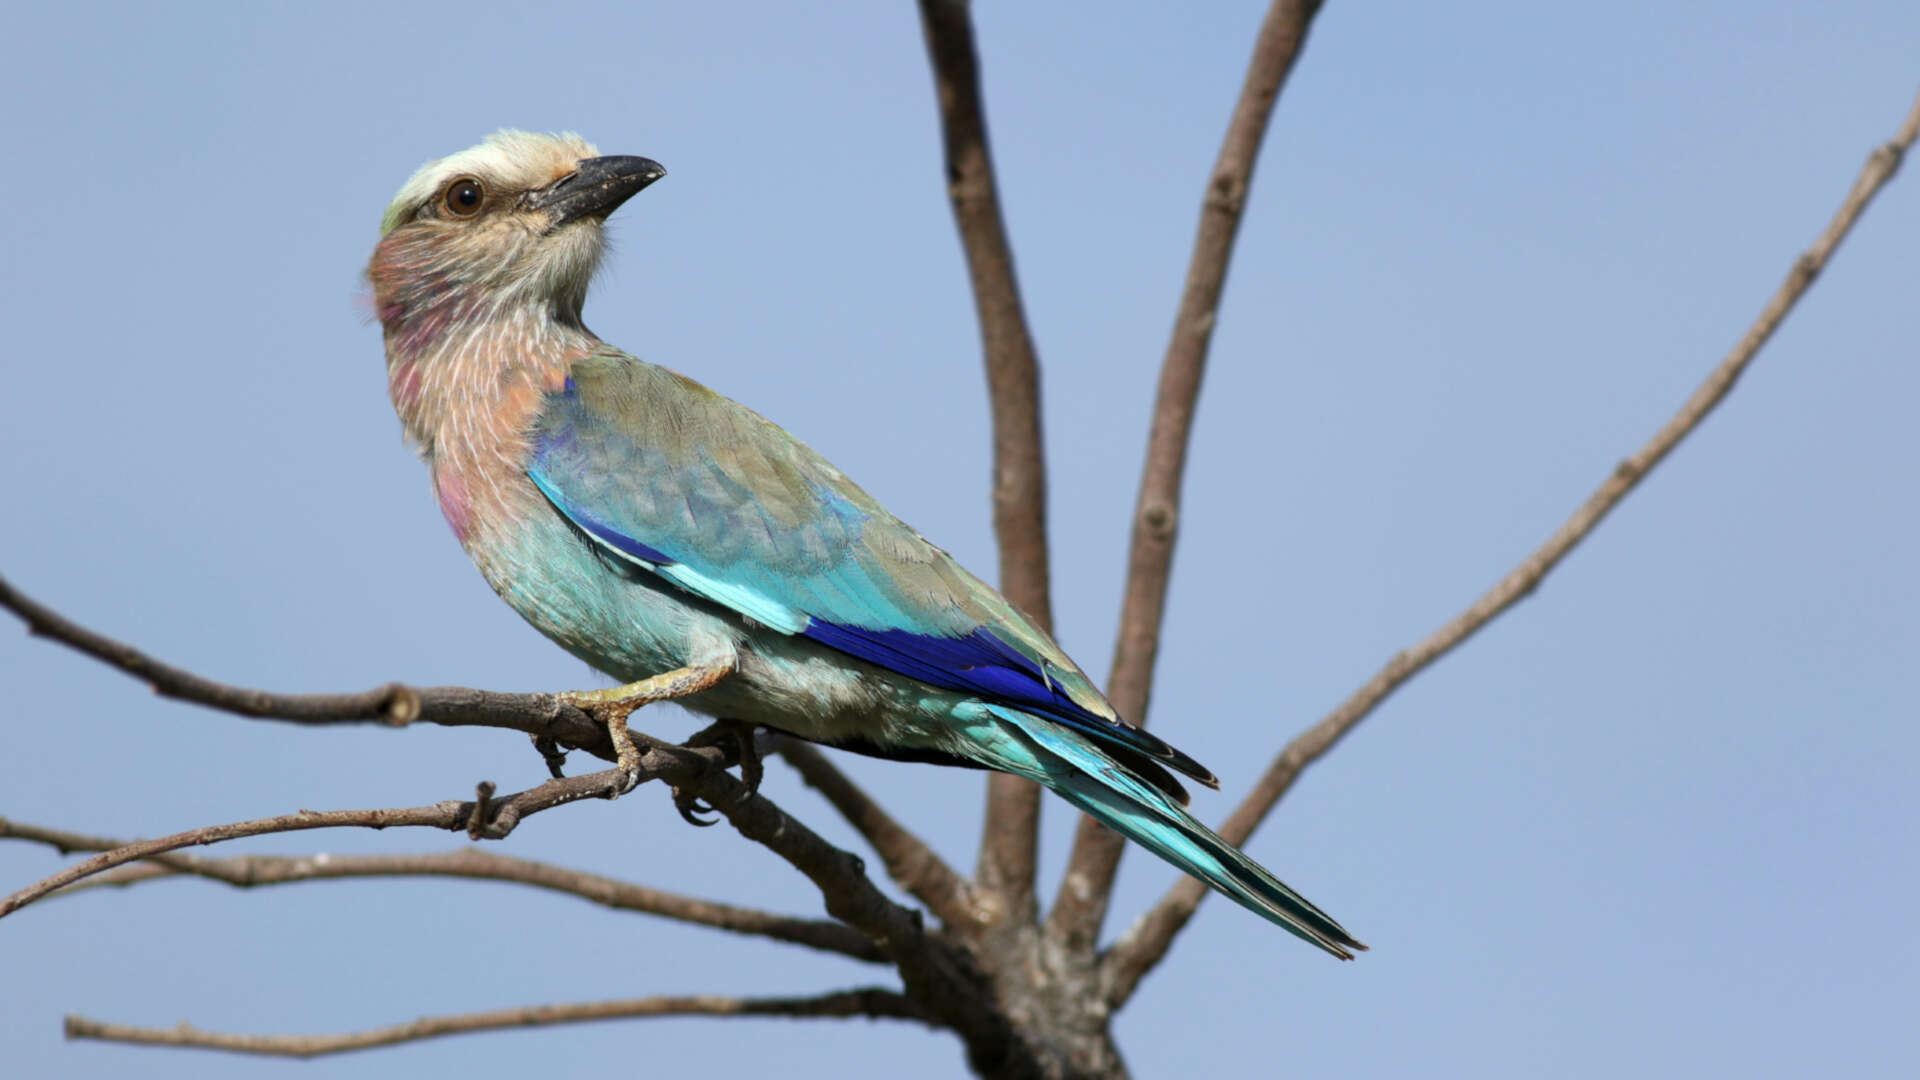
{"left": 2, "top": 3, "right": 1916, "bottom": 1078}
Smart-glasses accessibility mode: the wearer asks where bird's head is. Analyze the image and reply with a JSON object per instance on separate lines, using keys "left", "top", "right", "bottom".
{"left": 367, "top": 131, "right": 665, "bottom": 338}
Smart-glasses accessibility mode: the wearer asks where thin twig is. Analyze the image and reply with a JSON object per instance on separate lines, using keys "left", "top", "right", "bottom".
{"left": 0, "top": 574, "right": 614, "bottom": 758}
{"left": 466, "top": 781, "right": 496, "bottom": 840}
{"left": 0, "top": 731, "right": 798, "bottom": 921}
{"left": 916, "top": 0, "right": 1054, "bottom": 922}
{"left": 1050, "top": 0, "right": 1326, "bottom": 950}
{"left": 1101, "top": 83, "right": 1920, "bottom": 1005}
{"left": 1, "top": 821, "right": 883, "bottom": 962}
{"left": 774, "top": 738, "right": 980, "bottom": 930}
{"left": 64, "top": 987, "right": 936, "bottom": 1058}
{"left": 1, "top": 769, "right": 634, "bottom": 918}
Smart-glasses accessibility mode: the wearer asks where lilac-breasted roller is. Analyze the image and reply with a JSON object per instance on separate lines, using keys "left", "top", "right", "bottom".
{"left": 368, "top": 131, "right": 1363, "bottom": 959}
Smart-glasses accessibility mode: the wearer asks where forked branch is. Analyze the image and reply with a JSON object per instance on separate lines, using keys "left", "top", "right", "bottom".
{"left": 0, "top": 820, "right": 883, "bottom": 962}
{"left": 1102, "top": 82, "right": 1920, "bottom": 1004}
{"left": 0, "top": 757, "right": 704, "bottom": 919}
{"left": 0, "top": 565, "right": 1023, "bottom": 1049}
{"left": 775, "top": 737, "right": 980, "bottom": 930}
{"left": 0, "top": 576, "right": 962, "bottom": 961}
{"left": 2, "top": 785, "right": 589, "bottom": 919}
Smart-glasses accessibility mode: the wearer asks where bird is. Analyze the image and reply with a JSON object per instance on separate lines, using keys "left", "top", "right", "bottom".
{"left": 367, "top": 130, "right": 1364, "bottom": 959}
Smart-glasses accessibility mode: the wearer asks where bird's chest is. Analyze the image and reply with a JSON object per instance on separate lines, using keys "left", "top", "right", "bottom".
{"left": 459, "top": 482, "right": 719, "bottom": 679}
{"left": 414, "top": 385, "right": 687, "bottom": 677}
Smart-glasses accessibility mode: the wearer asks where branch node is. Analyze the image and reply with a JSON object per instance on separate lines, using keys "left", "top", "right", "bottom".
{"left": 1140, "top": 502, "right": 1178, "bottom": 540}
{"left": 479, "top": 804, "right": 521, "bottom": 840}
{"left": 1206, "top": 171, "right": 1248, "bottom": 214}
{"left": 1790, "top": 251, "right": 1821, "bottom": 289}
{"left": 1869, "top": 140, "right": 1904, "bottom": 176}
{"left": 466, "top": 782, "right": 495, "bottom": 840}
{"left": 383, "top": 685, "right": 421, "bottom": 726}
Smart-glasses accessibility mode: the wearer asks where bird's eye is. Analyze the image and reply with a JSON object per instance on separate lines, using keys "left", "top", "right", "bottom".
{"left": 443, "top": 178, "right": 485, "bottom": 218}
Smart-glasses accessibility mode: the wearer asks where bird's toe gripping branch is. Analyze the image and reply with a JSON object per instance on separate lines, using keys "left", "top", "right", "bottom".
{"left": 554, "top": 660, "right": 736, "bottom": 798}
{"left": 672, "top": 718, "right": 764, "bottom": 826}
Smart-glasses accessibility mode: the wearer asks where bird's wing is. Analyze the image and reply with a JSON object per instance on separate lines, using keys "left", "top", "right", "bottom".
{"left": 527, "top": 348, "right": 1215, "bottom": 789}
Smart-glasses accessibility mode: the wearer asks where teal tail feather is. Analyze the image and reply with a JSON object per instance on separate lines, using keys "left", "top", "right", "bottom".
{"left": 987, "top": 706, "right": 1366, "bottom": 959}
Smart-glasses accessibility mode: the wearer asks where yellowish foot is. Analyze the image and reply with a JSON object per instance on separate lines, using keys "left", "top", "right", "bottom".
{"left": 557, "top": 660, "right": 735, "bottom": 798}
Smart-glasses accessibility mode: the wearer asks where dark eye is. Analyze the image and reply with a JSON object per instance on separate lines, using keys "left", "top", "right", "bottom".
{"left": 443, "top": 178, "right": 484, "bottom": 217}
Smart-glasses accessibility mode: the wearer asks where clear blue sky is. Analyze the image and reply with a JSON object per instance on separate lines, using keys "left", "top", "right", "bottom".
{"left": 2, "top": 3, "right": 1916, "bottom": 1077}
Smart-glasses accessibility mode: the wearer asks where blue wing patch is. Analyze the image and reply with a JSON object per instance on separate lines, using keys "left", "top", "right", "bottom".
{"left": 801, "top": 621, "right": 1207, "bottom": 784}
{"left": 527, "top": 470, "right": 675, "bottom": 566}
{"left": 803, "top": 622, "right": 1075, "bottom": 719}
{"left": 528, "top": 469, "right": 809, "bottom": 634}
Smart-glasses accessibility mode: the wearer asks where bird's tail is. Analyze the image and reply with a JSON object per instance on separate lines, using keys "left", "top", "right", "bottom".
{"left": 985, "top": 705, "right": 1366, "bottom": 959}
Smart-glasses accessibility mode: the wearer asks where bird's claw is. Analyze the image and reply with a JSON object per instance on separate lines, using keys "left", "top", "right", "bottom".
{"left": 667, "top": 718, "right": 761, "bottom": 827}
{"left": 613, "top": 757, "right": 645, "bottom": 799}
{"left": 553, "top": 662, "right": 739, "bottom": 802}
{"left": 553, "top": 692, "right": 646, "bottom": 801}
{"left": 672, "top": 787, "right": 719, "bottom": 826}
{"left": 686, "top": 717, "right": 764, "bottom": 797}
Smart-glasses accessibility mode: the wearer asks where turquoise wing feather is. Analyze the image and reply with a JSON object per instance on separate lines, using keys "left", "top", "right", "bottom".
{"left": 526, "top": 348, "right": 1214, "bottom": 790}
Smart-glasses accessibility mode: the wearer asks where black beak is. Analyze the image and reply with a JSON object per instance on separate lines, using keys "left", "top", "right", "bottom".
{"left": 526, "top": 155, "right": 666, "bottom": 227}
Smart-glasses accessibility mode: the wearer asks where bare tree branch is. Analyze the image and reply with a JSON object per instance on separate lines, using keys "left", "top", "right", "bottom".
{"left": 1, "top": 767, "right": 645, "bottom": 918}
{"left": 0, "top": 574, "right": 616, "bottom": 759}
{"left": 64, "top": 987, "right": 936, "bottom": 1058}
{"left": 1050, "top": 0, "right": 1326, "bottom": 949}
{"left": 0, "top": 573, "right": 1009, "bottom": 1050}
{"left": 0, "top": 669, "right": 897, "bottom": 958}
{"left": 0, "top": 572, "right": 939, "bottom": 942}
{"left": 0, "top": 820, "right": 883, "bottom": 962}
{"left": 690, "top": 742, "right": 1013, "bottom": 1054}
{"left": 774, "top": 738, "right": 981, "bottom": 930}
{"left": 1101, "top": 83, "right": 1920, "bottom": 1005}
{"left": 916, "top": 0, "right": 1054, "bottom": 924}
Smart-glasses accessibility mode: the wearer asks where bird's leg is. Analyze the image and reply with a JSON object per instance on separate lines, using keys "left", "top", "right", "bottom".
{"left": 672, "top": 718, "right": 763, "bottom": 826}
{"left": 529, "top": 734, "right": 569, "bottom": 779}
{"left": 689, "top": 718, "right": 764, "bottom": 794}
{"left": 555, "top": 659, "right": 736, "bottom": 798}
